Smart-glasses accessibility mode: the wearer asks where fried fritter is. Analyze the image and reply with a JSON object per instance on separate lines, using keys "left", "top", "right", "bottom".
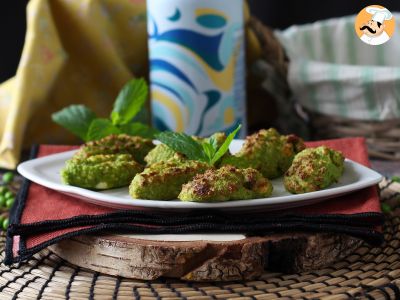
{"left": 129, "top": 160, "right": 211, "bottom": 200}
{"left": 179, "top": 165, "right": 273, "bottom": 202}
{"left": 62, "top": 154, "right": 143, "bottom": 190}
{"left": 221, "top": 128, "right": 305, "bottom": 179}
{"left": 144, "top": 144, "right": 186, "bottom": 166}
{"left": 76, "top": 134, "right": 154, "bottom": 165}
{"left": 284, "top": 146, "right": 345, "bottom": 194}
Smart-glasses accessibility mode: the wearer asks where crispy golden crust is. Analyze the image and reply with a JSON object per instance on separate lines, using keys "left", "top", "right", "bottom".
{"left": 76, "top": 134, "right": 154, "bottom": 165}
{"left": 284, "top": 146, "right": 345, "bottom": 194}
{"left": 221, "top": 128, "right": 305, "bottom": 179}
{"left": 179, "top": 165, "right": 273, "bottom": 202}
{"left": 129, "top": 160, "right": 211, "bottom": 200}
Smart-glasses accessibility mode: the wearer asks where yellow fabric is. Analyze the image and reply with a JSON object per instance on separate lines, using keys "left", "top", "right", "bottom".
{"left": 0, "top": 0, "right": 261, "bottom": 169}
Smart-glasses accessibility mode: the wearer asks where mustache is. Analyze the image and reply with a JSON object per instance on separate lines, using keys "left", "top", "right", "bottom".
{"left": 360, "top": 25, "right": 376, "bottom": 34}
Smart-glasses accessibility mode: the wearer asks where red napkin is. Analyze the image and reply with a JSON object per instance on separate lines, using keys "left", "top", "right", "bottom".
{"left": 6, "top": 138, "right": 383, "bottom": 264}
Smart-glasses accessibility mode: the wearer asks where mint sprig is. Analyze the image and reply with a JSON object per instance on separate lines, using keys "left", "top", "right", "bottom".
{"left": 156, "top": 124, "right": 241, "bottom": 166}
{"left": 120, "top": 122, "right": 160, "bottom": 138}
{"left": 111, "top": 78, "right": 148, "bottom": 126}
{"left": 156, "top": 132, "right": 207, "bottom": 162}
{"left": 51, "top": 105, "right": 96, "bottom": 141}
{"left": 210, "top": 125, "right": 241, "bottom": 165}
{"left": 86, "top": 119, "right": 120, "bottom": 141}
{"left": 52, "top": 78, "right": 159, "bottom": 141}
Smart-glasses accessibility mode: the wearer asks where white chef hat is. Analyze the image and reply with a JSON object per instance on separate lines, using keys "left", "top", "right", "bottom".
{"left": 366, "top": 6, "right": 392, "bottom": 24}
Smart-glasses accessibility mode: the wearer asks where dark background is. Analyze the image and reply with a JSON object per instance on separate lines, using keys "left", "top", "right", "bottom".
{"left": 1, "top": 1, "right": 400, "bottom": 83}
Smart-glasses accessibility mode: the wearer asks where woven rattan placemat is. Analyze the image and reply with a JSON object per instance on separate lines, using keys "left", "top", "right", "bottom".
{"left": 0, "top": 179, "right": 399, "bottom": 300}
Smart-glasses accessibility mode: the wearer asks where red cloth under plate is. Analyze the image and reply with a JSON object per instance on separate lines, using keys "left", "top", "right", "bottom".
{"left": 15, "top": 137, "right": 381, "bottom": 255}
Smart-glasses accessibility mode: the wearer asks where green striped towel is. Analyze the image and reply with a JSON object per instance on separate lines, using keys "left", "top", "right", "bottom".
{"left": 276, "top": 14, "right": 400, "bottom": 120}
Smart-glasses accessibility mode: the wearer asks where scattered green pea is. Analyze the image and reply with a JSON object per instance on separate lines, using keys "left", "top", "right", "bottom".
{"left": 4, "top": 191, "right": 13, "bottom": 199}
{"left": 2, "top": 172, "right": 14, "bottom": 184}
{"left": 392, "top": 176, "right": 400, "bottom": 183}
{"left": 0, "top": 195, "right": 6, "bottom": 207}
{"left": 0, "top": 186, "right": 6, "bottom": 195}
{"left": 381, "top": 203, "right": 392, "bottom": 213}
{"left": 5, "top": 198, "right": 14, "bottom": 209}
{"left": 2, "top": 218, "right": 9, "bottom": 230}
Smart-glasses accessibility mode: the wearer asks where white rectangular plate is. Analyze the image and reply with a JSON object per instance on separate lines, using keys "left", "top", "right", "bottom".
{"left": 17, "top": 140, "right": 383, "bottom": 212}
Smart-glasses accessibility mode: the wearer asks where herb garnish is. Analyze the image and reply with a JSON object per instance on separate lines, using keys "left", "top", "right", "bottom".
{"left": 52, "top": 78, "right": 159, "bottom": 141}
{"left": 156, "top": 124, "right": 241, "bottom": 166}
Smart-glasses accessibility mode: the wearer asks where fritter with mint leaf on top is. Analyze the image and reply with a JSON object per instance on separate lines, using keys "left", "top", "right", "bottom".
{"left": 130, "top": 126, "right": 241, "bottom": 199}
{"left": 144, "top": 132, "right": 229, "bottom": 166}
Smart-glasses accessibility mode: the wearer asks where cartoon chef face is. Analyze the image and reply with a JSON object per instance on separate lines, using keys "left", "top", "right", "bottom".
{"left": 360, "top": 7, "right": 392, "bottom": 37}
{"left": 356, "top": 5, "right": 394, "bottom": 46}
{"left": 360, "top": 19, "right": 385, "bottom": 37}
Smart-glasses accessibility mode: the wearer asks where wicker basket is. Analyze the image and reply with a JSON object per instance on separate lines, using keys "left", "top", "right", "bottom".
{"left": 248, "top": 18, "right": 400, "bottom": 160}
{"left": 307, "top": 110, "right": 400, "bottom": 160}
{"left": 245, "top": 17, "right": 303, "bottom": 134}
{"left": 246, "top": 17, "right": 313, "bottom": 136}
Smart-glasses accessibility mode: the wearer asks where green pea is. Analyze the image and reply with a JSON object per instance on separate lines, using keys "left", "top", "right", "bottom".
{"left": 4, "top": 191, "right": 13, "bottom": 199}
{"left": 0, "top": 195, "right": 6, "bottom": 207}
{"left": 2, "top": 218, "right": 9, "bottom": 230}
{"left": 0, "top": 215, "right": 5, "bottom": 225}
{"left": 381, "top": 203, "right": 392, "bottom": 213}
{"left": 0, "top": 186, "right": 6, "bottom": 195}
{"left": 392, "top": 176, "right": 400, "bottom": 183}
{"left": 2, "top": 172, "right": 14, "bottom": 184}
{"left": 6, "top": 198, "right": 14, "bottom": 209}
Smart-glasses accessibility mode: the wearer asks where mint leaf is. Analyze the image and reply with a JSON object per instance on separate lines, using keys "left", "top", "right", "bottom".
{"left": 211, "top": 125, "right": 242, "bottom": 165}
{"left": 52, "top": 78, "right": 159, "bottom": 142}
{"left": 201, "top": 141, "right": 216, "bottom": 162}
{"left": 87, "top": 119, "right": 121, "bottom": 141}
{"left": 156, "top": 125, "right": 242, "bottom": 165}
{"left": 156, "top": 132, "right": 207, "bottom": 162}
{"left": 111, "top": 78, "right": 148, "bottom": 125}
{"left": 121, "top": 122, "right": 160, "bottom": 139}
{"left": 51, "top": 105, "right": 96, "bottom": 141}
{"left": 208, "top": 136, "right": 219, "bottom": 151}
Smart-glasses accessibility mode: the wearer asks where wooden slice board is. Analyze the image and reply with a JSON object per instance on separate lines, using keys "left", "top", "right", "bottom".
{"left": 49, "top": 233, "right": 363, "bottom": 281}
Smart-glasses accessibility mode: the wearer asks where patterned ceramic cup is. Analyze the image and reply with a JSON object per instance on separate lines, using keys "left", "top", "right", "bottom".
{"left": 147, "top": 0, "right": 246, "bottom": 137}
